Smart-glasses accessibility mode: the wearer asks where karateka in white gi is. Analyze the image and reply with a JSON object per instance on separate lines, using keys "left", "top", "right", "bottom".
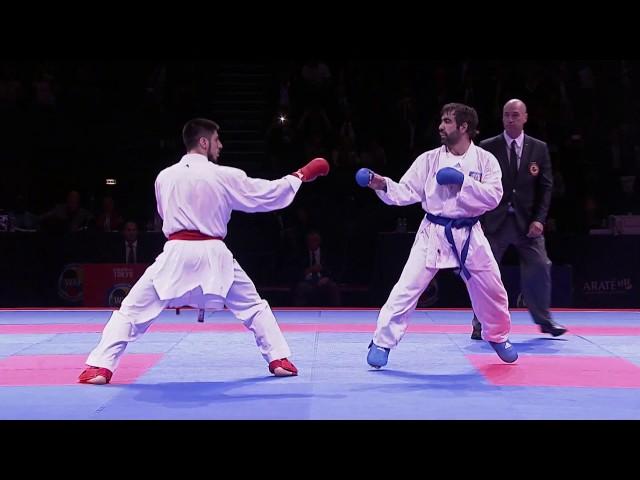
{"left": 79, "top": 118, "right": 330, "bottom": 384}
{"left": 356, "top": 103, "right": 518, "bottom": 366}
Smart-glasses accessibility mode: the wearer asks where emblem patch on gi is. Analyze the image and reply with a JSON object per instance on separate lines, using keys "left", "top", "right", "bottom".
{"left": 469, "top": 171, "right": 482, "bottom": 181}
{"left": 528, "top": 162, "right": 540, "bottom": 176}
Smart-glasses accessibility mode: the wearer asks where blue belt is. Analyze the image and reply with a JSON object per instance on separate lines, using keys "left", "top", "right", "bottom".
{"left": 425, "top": 213, "right": 480, "bottom": 280}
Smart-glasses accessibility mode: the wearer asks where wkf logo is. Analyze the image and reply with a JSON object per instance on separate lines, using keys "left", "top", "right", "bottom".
{"left": 107, "top": 283, "right": 132, "bottom": 307}
{"left": 528, "top": 162, "right": 540, "bottom": 176}
{"left": 57, "top": 263, "right": 83, "bottom": 302}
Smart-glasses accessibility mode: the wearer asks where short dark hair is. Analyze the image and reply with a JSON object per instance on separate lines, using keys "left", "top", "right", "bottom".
{"left": 182, "top": 118, "right": 220, "bottom": 150}
{"left": 440, "top": 103, "right": 479, "bottom": 140}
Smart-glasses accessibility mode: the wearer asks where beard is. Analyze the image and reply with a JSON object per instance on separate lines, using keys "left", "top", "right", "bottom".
{"left": 207, "top": 145, "right": 219, "bottom": 163}
{"left": 440, "top": 129, "right": 462, "bottom": 147}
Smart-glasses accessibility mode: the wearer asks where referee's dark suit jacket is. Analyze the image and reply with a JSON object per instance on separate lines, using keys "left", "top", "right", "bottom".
{"left": 479, "top": 133, "right": 553, "bottom": 234}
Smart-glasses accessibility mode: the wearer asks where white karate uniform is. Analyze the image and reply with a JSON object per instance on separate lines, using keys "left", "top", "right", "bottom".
{"left": 86, "top": 154, "right": 302, "bottom": 371}
{"left": 373, "top": 143, "right": 511, "bottom": 346}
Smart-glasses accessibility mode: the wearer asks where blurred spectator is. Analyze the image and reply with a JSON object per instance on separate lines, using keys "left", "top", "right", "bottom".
{"left": 41, "top": 190, "right": 93, "bottom": 233}
{"left": 94, "top": 195, "right": 124, "bottom": 232}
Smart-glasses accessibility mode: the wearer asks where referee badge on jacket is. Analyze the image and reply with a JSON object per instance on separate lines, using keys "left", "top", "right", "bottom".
{"left": 528, "top": 162, "right": 540, "bottom": 177}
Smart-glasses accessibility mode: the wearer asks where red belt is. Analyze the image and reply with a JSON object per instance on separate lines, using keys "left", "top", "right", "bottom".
{"left": 168, "top": 230, "right": 223, "bottom": 241}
